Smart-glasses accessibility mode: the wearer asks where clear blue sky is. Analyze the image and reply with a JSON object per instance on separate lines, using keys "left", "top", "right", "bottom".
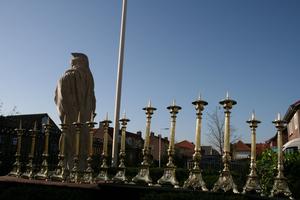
{"left": 0, "top": 0, "right": 299, "bottom": 146}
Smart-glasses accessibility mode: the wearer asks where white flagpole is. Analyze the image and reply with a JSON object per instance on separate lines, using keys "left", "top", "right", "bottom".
{"left": 112, "top": 0, "right": 127, "bottom": 167}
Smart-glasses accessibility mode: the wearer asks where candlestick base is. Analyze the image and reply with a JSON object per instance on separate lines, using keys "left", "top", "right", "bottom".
{"left": 157, "top": 166, "right": 179, "bottom": 188}
{"left": 51, "top": 155, "right": 68, "bottom": 182}
{"left": 212, "top": 170, "right": 239, "bottom": 193}
{"left": 95, "top": 167, "right": 110, "bottom": 182}
{"left": 21, "top": 159, "right": 35, "bottom": 180}
{"left": 242, "top": 174, "right": 261, "bottom": 194}
{"left": 8, "top": 158, "right": 21, "bottom": 177}
{"left": 82, "top": 157, "right": 94, "bottom": 184}
{"left": 269, "top": 176, "right": 294, "bottom": 200}
{"left": 132, "top": 165, "right": 152, "bottom": 185}
{"left": 113, "top": 168, "right": 127, "bottom": 183}
{"left": 69, "top": 158, "right": 80, "bottom": 183}
{"left": 35, "top": 156, "right": 49, "bottom": 180}
{"left": 183, "top": 168, "right": 208, "bottom": 191}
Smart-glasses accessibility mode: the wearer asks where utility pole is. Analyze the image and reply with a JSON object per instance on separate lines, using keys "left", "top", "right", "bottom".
{"left": 112, "top": 0, "right": 127, "bottom": 167}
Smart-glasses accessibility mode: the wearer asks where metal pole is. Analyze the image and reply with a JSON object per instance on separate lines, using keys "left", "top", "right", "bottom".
{"left": 112, "top": 0, "right": 127, "bottom": 167}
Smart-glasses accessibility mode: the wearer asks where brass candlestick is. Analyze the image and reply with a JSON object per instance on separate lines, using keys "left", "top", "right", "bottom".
{"left": 8, "top": 120, "right": 24, "bottom": 177}
{"left": 51, "top": 115, "right": 68, "bottom": 182}
{"left": 269, "top": 113, "right": 294, "bottom": 200}
{"left": 95, "top": 113, "right": 112, "bottom": 182}
{"left": 82, "top": 112, "right": 97, "bottom": 184}
{"left": 157, "top": 100, "right": 181, "bottom": 188}
{"left": 212, "top": 92, "right": 239, "bottom": 193}
{"left": 243, "top": 112, "right": 261, "bottom": 194}
{"left": 35, "top": 117, "right": 51, "bottom": 180}
{"left": 22, "top": 121, "right": 38, "bottom": 179}
{"left": 113, "top": 113, "right": 130, "bottom": 183}
{"left": 69, "top": 112, "right": 82, "bottom": 183}
{"left": 132, "top": 101, "right": 156, "bottom": 185}
{"left": 183, "top": 95, "right": 208, "bottom": 191}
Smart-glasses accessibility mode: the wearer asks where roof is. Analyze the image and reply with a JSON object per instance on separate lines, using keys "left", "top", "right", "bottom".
{"left": 175, "top": 140, "right": 195, "bottom": 150}
{"left": 284, "top": 100, "right": 300, "bottom": 122}
{"left": 233, "top": 140, "right": 251, "bottom": 152}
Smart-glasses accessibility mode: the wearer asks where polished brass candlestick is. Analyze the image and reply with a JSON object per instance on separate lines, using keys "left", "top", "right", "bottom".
{"left": 35, "top": 117, "right": 51, "bottom": 180}
{"left": 269, "top": 113, "right": 294, "bottom": 200}
{"left": 8, "top": 120, "right": 24, "bottom": 177}
{"left": 132, "top": 101, "right": 156, "bottom": 185}
{"left": 243, "top": 112, "right": 261, "bottom": 194}
{"left": 22, "top": 121, "right": 38, "bottom": 179}
{"left": 95, "top": 114, "right": 112, "bottom": 182}
{"left": 82, "top": 112, "right": 97, "bottom": 184}
{"left": 183, "top": 96, "right": 208, "bottom": 191}
{"left": 113, "top": 113, "right": 130, "bottom": 183}
{"left": 69, "top": 112, "right": 82, "bottom": 183}
{"left": 212, "top": 93, "right": 239, "bottom": 193}
{"left": 157, "top": 100, "right": 181, "bottom": 188}
{"left": 51, "top": 115, "right": 68, "bottom": 182}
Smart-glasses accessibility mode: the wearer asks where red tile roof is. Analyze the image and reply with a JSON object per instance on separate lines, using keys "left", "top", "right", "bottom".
{"left": 175, "top": 140, "right": 195, "bottom": 150}
{"left": 233, "top": 140, "right": 251, "bottom": 152}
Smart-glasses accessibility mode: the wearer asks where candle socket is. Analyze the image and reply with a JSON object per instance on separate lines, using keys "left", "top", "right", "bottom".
{"left": 183, "top": 98, "right": 208, "bottom": 191}
{"left": 157, "top": 102, "right": 181, "bottom": 188}
{"left": 212, "top": 96, "right": 238, "bottom": 193}
{"left": 132, "top": 103, "right": 156, "bottom": 185}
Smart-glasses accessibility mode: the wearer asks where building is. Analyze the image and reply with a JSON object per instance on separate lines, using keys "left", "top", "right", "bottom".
{"left": 0, "top": 113, "right": 61, "bottom": 175}
{"left": 149, "top": 132, "right": 169, "bottom": 167}
{"left": 283, "top": 100, "right": 300, "bottom": 152}
{"left": 232, "top": 140, "right": 251, "bottom": 160}
{"left": 92, "top": 125, "right": 144, "bottom": 167}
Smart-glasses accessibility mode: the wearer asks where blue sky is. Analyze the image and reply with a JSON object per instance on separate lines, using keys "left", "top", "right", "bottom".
{"left": 0, "top": 0, "right": 299, "bottom": 146}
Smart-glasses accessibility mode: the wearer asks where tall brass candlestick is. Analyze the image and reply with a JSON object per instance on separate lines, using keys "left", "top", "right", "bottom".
{"left": 82, "top": 112, "right": 97, "bottom": 184}
{"left": 22, "top": 121, "right": 38, "bottom": 179}
{"left": 113, "top": 113, "right": 130, "bottom": 183}
{"left": 35, "top": 117, "right": 51, "bottom": 180}
{"left": 212, "top": 92, "right": 239, "bottom": 193}
{"left": 95, "top": 113, "right": 112, "bottom": 182}
{"left": 270, "top": 113, "right": 294, "bottom": 199}
{"left": 184, "top": 95, "right": 208, "bottom": 191}
{"left": 8, "top": 120, "right": 24, "bottom": 177}
{"left": 69, "top": 112, "right": 82, "bottom": 183}
{"left": 243, "top": 112, "right": 261, "bottom": 194}
{"left": 51, "top": 115, "right": 68, "bottom": 182}
{"left": 157, "top": 100, "right": 181, "bottom": 188}
{"left": 132, "top": 101, "right": 156, "bottom": 185}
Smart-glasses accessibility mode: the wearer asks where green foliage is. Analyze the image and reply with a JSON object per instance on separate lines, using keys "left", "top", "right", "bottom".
{"left": 257, "top": 149, "right": 300, "bottom": 198}
{"left": 257, "top": 149, "right": 277, "bottom": 196}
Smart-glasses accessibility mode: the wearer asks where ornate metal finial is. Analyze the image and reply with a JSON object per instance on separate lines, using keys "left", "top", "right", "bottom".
{"left": 269, "top": 113, "right": 294, "bottom": 199}
{"left": 243, "top": 112, "right": 261, "bottom": 194}
{"left": 22, "top": 121, "right": 38, "bottom": 179}
{"left": 82, "top": 111, "right": 97, "bottom": 183}
{"left": 184, "top": 95, "right": 208, "bottom": 191}
{"left": 157, "top": 100, "right": 181, "bottom": 188}
{"left": 51, "top": 115, "right": 68, "bottom": 182}
{"left": 113, "top": 114, "right": 130, "bottom": 183}
{"left": 35, "top": 117, "right": 51, "bottom": 180}
{"left": 95, "top": 114, "right": 112, "bottom": 182}
{"left": 132, "top": 101, "right": 156, "bottom": 185}
{"left": 8, "top": 119, "right": 25, "bottom": 177}
{"left": 212, "top": 94, "right": 239, "bottom": 193}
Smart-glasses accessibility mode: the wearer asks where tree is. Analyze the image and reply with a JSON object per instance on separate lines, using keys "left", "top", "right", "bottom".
{"left": 206, "top": 106, "right": 239, "bottom": 155}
